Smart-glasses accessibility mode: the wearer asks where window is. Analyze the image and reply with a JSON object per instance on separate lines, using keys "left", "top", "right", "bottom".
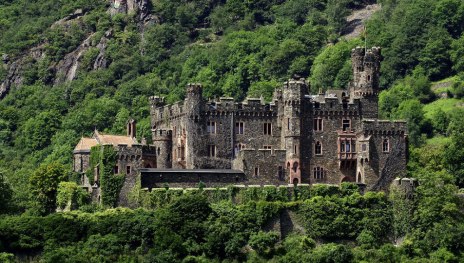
{"left": 383, "top": 139, "right": 389, "bottom": 152}
{"left": 207, "top": 121, "right": 216, "bottom": 134}
{"left": 340, "top": 139, "right": 356, "bottom": 153}
{"left": 263, "top": 145, "right": 272, "bottom": 150}
{"left": 263, "top": 123, "right": 272, "bottom": 135}
{"left": 293, "top": 144, "right": 298, "bottom": 154}
{"left": 342, "top": 119, "right": 351, "bottom": 131}
{"left": 235, "top": 122, "right": 244, "bottom": 134}
{"left": 114, "top": 165, "right": 119, "bottom": 174}
{"left": 313, "top": 167, "right": 324, "bottom": 180}
{"left": 126, "top": 166, "right": 131, "bottom": 174}
{"left": 180, "top": 146, "right": 185, "bottom": 160}
{"left": 362, "top": 144, "right": 367, "bottom": 152}
{"left": 208, "top": 145, "right": 216, "bottom": 157}
{"left": 315, "top": 141, "right": 322, "bottom": 155}
{"left": 287, "top": 118, "right": 290, "bottom": 130}
{"left": 254, "top": 167, "right": 259, "bottom": 176}
{"left": 367, "top": 75, "right": 371, "bottom": 81}
{"left": 314, "top": 102, "right": 320, "bottom": 109}
{"left": 314, "top": 118, "right": 323, "bottom": 131}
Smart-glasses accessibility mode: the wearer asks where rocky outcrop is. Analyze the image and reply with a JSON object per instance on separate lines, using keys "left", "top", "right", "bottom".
{"left": 93, "top": 30, "right": 113, "bottom": 70}
{"left": 109, "top": 0, "right": 154, "bottom": 23}
{"left": 54, "top": 34, "right": 94, "bottom": 84}
{"left": 0, "top": 45, "right": 45, "bottom": 98}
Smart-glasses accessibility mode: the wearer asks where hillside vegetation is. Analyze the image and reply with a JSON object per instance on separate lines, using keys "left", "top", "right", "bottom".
{"left": 0, "top": 0, "right": 464, "bottom": 262}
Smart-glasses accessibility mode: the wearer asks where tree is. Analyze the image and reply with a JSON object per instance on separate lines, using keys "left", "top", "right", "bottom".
{"left": 0, "top": 172, "right": 13, "bottom": 214}
{"left": 418, "top": 27, "right": 452, "bottom": 81}
{"left": 29, "top": 163, "right": 67, "bottom": 215}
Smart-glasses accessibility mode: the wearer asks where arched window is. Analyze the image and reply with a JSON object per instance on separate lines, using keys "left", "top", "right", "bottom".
{"left": 292, "top": 162, "right": 299, "bottom": 173}
{"left": 315, "top": 141, "right": 322, "bottom": 155}
{"left": 382, "top": 139, "right": 390, "bottom": 152}
{"left": 313, "top": 167, "right": 324, "bottom": 180}
{"left": 367, "top": 75, "right": 371, "bottom": 81}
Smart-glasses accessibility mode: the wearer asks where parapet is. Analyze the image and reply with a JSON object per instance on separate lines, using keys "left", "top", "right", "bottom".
{"left": 186, "top": 83, "right": 203, "bottom": 95}
{"left": 362, "top": 120, "right": 407, "bottom": 135}
{"left": 149, "top": 96, "right": 165, "bottom": 107}
{"left": 152, "top": 129, "right": 172, "bottom": 139}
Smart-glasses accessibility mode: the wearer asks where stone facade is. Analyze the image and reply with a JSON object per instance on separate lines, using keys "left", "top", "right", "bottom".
{"left": 73, "top": 47, "right": 409, "bottom": 206}
{"left": 73, "top": 120, "right": 156, "bottom": 207}
{"left": 148, "top": 47, "right": 408, "bottom": 191}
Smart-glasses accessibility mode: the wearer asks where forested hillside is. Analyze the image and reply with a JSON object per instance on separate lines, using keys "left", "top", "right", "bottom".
{"left": 0, "top": 0, "right": 464, "bottom": 262}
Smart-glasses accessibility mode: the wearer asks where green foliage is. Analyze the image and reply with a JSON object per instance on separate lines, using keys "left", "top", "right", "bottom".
{"left": 248, "top": 231, "right": 279, "bottom": 257}
{"left": 0, "top": 172, "right": 13, "bottom": 214}
{"left": 99, "top": 145, "right": 124, "bottom": 208}
{"left": 56, "top": 182, "right": 89, "bottom": 211}
{"left": 28, "top": 162, "right": 67, "bottom": 215}
{"left": 310, "top": 39, "right": 362, "bottom": 91}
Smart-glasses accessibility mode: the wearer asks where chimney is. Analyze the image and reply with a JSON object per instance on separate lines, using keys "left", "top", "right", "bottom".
{"left": 127, "top": 119, "right": 136, "bottom": 138}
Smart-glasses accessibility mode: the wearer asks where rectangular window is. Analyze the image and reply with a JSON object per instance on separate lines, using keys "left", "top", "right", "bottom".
{"left": 126, "top": 166, "right": 131, "bottom": 174}
{"left": 383, "top": 139, "right": 390, "bottom": 152}
{"left": 114, "top": 165, "right": 119, "bottom": 174}
{"left": 263, "top": 145, "right": 272, "bottom": 150}
{"left": 293, "top": 144, "right": 298, "bottom": 154}
{"left": 208, "top": 145, "right": 216, "bottom": 157}
{"left": 254, "top": 167, "right": 259, "bottom": 176}
{"left": 235, "top": 122, "right": 244, "bottom": 134}
{"left": 287, "top": 118, "right": 290, "bottom": 130}
{"left": 313, "top": 118, "right": 323, "bottom": 131}
{"left": 362, "top": 144, "right": 367, "bottom": 152}
{"left": 207, "top": 121, "right": 216, "bottom": 134}
{"left": 263, "top": 123, "right": 272, "bottom": 135}
{"left": 342, "top": 119, "right": 351, "bottom": 131}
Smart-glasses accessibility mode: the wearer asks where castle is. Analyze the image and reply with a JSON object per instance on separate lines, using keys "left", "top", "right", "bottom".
{"left": 74, "top": 47, "right": 408, "bottom": 206}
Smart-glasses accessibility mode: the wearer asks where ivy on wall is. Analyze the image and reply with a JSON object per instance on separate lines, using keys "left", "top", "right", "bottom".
{"left": 100, "top": 145, "right": 125, "bottom": 207}
{"left": 87, "top": 145, "right": 125, "bottom": 207}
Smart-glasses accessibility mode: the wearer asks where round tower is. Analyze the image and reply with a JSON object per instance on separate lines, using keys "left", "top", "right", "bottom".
{"left": 362, "top": 47, "right": 381, "bottom": 92}
{"left": 350, "top": 47, "right": 382, "bottom": 119}
{"left": 351, "top": 46, "right": 365, "bottom": 89}
{"left": 282, "top": 78, "right": 306, "bottom": 184}
{"left": 184, "top": 83, "right": 203, "bottom": 168}
{"left": 153, "top": 129, "right": 172, "bottom": 168}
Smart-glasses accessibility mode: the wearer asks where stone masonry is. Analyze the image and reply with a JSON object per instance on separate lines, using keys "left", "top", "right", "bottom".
{"left": 147, "top": 47, "right": 408, "bottom": 191}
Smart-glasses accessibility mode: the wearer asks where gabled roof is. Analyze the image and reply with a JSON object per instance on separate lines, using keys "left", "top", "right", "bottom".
{"left": 95, "top": 132, "right": 137, "bottom": 146}
{"left": 73, "top": 130, "right": 138, "bottom": 153}
{"left": 74, "top": 137, "right": 98, "bottom": 152}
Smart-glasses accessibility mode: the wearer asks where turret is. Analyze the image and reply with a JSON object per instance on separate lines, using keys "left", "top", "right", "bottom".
{"left": 127, "top": 119, "right": 136, "bottom": 139}
{"left": 351, "top": 46, "right": 381, "bottom": 95}
{"left": 153, "top": 129, "right": 172, "bottom": 168}
{"left": 184, "top": 83, "right": 203, "bottom": 168}
{"left": 350, "top": 47, "right": 382, "bottom": 118}
{"left": 282, "top": 78, "right": 307, "bottom": 184}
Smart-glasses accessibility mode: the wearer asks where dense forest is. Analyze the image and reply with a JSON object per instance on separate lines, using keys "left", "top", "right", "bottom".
{"left": 0, "top": 0, "right": 463, "bottom": 262}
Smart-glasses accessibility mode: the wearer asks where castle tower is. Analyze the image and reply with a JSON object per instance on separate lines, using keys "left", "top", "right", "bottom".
{"left": 351, "top": 47, "right": 381, "bottom": 119}
{"left": 153, "top": 129, "right": 172, "bottom": 168}
{"left": 184, "top": 83, "right": 203, "bottom": 169}
{"left": 127, "top": 119, "right": 136, "bottom": 139}
{"left": 282, "top": 79, "right": 306, "bottom": 184}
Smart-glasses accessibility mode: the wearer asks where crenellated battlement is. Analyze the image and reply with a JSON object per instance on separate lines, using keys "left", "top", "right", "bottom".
{"left": 362, "top": 120, "right": 407, "bottom": 135}
{"left": 186, "top": 83, "right": 203, "bottom": 95}
{"left": 153, "top": 129, "right": 172, "bottom": 138}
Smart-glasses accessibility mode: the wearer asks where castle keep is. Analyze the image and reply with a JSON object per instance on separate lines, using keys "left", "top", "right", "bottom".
{"left": 74, "top": 47, "right": 408, "bottom": 205}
